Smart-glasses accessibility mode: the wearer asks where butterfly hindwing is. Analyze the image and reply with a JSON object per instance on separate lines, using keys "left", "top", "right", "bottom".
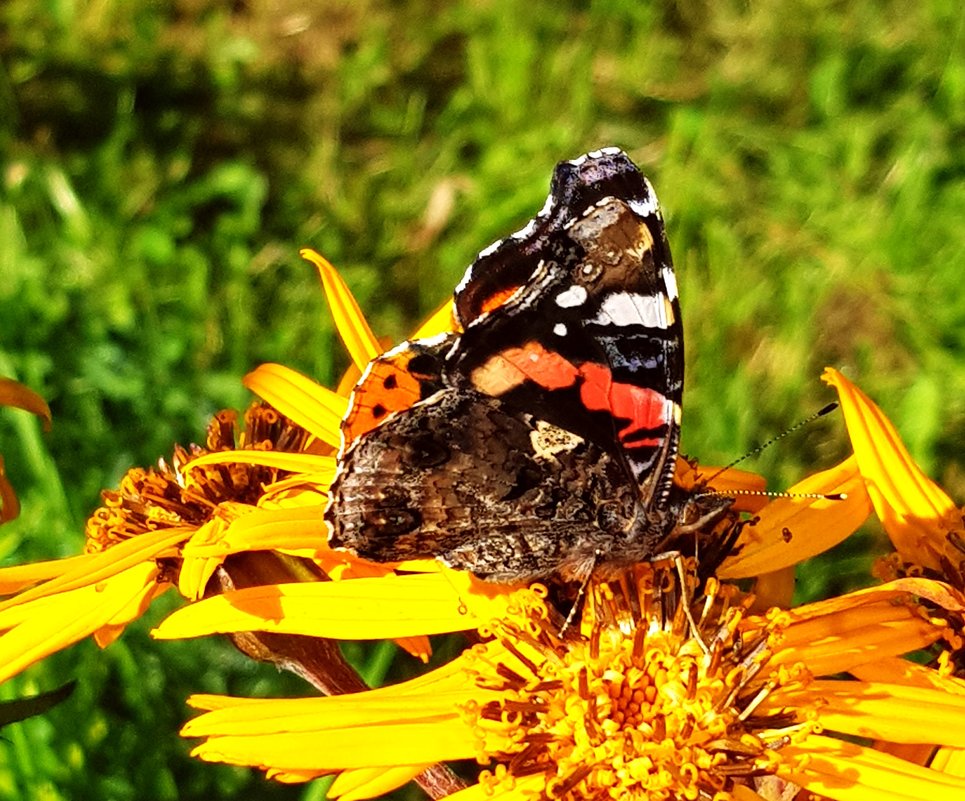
{"left": 341, "top": 334, "right": 455, "bottom": 443}
{"left": 328, "top": 388, "right": 639, "bottom": 582}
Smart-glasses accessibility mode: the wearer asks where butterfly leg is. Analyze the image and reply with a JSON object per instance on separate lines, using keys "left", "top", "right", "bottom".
{"left": 671, "top": 553, "right": 709, "bottom": 655}
{"left": 559, "top": 550, "right": 601, "bottom": 636}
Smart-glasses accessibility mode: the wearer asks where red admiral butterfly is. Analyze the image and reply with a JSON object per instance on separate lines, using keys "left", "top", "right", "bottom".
{"left": 325, "top": 148, "right": 733, "bottom": 584}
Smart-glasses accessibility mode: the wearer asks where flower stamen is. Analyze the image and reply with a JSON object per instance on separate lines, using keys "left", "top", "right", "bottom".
{"left": 463, "top": 562, "right": 809, "bottom": 801}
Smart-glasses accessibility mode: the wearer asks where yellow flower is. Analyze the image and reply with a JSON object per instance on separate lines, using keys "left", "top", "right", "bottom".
{"left": 146, "top": 255, "right": 965, "bottom": 800}
{"left": 178, "top": 561, "right": 965, "bottom": 801}
{"left": 4, "top": 249, "right": 954, "bottom": 801}
{"left": 0, "top": 377, "right": 51, "bottom": 524}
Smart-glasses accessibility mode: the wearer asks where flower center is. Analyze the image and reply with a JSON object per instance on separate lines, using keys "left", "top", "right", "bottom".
{"left": 85, "top": 403, "right": 312, "bottom": 551}
{"left": 465, "top": 564, "right": 808, "bottom": 801}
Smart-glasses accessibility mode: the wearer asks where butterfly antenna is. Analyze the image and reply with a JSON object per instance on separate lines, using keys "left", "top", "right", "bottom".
{"left": 699, "top": 487, "right": 847, "bottom": 502}
{"left": 704, "top": 402, "right": 838, "bottom": 484}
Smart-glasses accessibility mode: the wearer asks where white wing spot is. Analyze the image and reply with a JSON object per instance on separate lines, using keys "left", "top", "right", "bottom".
{"left": 530, "top": 420, "right": 584, "bottom": 459}
{"left": 592, "top": 291, "right": 669, "bottom": 329}
{"left": 553, "top": 323, "right": 567, "bottom": 337}
{"left": 510, "top": 217, "right": 539, "bottom": 241}
{"left": 555, "top": 285, "right": 588, "bottom": 308}
{"left": 567, "top": 147, "right": 623, "bottom": 167}
{"left": 661, "top": 265, "right": 678, "bottom": 301}
{"left": 628, "top": 178, "right": 662, "bottom": 219}
{"left": 629, "top": 196, "right": 658, "bottom": 218}
{"left": 476, "top": 240, "right": 501, "bottom": 259}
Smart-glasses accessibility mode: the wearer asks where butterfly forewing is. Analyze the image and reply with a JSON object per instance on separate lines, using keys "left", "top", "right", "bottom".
{"left": 448, "top": 150, "right": 684, "bottom": 511}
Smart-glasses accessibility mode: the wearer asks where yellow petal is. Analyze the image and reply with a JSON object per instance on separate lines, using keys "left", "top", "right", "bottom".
{"left": 257, "top": 474, "right": 330, "bottom": 507}
{"left": 182, "top": 505, "right": 327, "bottom": 560}
{"left": 94, "top": 577, "right": 170, "bottom": 647}
{"left": 184, "top": 690, "right": 472, "bottom": 734}
{"left": 796, "top": 679, "right": 965, "bottom": 745}
{"left": 411, "top": 299, "right": 458, "bottom": 339}
{"left": 770, "top": 580, "right": 954, "bottom": 675}
{"left": 780, "top": 733, "right": 965, "bottom": 801}
{"left": 182, "top": 691, "right": 478, "bottom": 770}
{"left": 0, "top": 377, "right": 51, "bottom": 430}
{"left": 0, "top": 526, "right": 191, "bottom": 613}
{"left": 0, "top": 554, "right": 96, "bottom": 596}
{"left": 0, "top": 562, "right": 162, "bottom": 683}
{"left": 300, "top": 249, "right": 382, "bottom": 371}
{"left": 153, "top": 571, "right": 527, "bottom": 641}
{"left": 851, "top": 656, "right": 965, "bottom": 694}
{"left": 931, "top": 747, "right": 965, "bottom": 777}
{"left": 823, "top": 367, "right": 960, "bottom": 571}
{"left": 177, "top": 508, "right": 334, "bottom": 601}
{"left": 189, "top": 723, "right": 472, "bottom": 774}
{"left": 731, "top": 786, "right": 769, "bottom": 801}
{"left": 873, "top": 742, "right": 941, "bottom": 769}
{"left": 183, "top": 450, "right": 336, "bottom": 477}
{"left": 191, "top": 649, "right": 472, "bottom": 707}
{"left": 329, "top": 765, "right": 429, "bottom": 801}
{"left": 749, "top": 565, "right": 796, "bottom": 609}
{"left": 243, "top": 363, "right": 346, "bottom": 447}
{"left": 178, "top": 519, "right": 231, "bottom": 601}
{"left": 704, "top": 467, "right": 769, "bottom": 513}
{"left": 266, "top": 768, "right": 330, "bottom": 783}
{"left": 720, "top": 455, "right": 872, "bottom": 579}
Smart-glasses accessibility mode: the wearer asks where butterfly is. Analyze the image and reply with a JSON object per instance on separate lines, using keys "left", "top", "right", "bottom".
{"left": 324, "top": 148, "right": 733, "bottom": 584}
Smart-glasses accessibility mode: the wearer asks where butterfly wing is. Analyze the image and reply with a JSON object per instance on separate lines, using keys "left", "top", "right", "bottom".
{"left": 448, "top": 148, "right": 684, "bottom": 516}
{"left": 340, "top": 334, "right": 455, "bottom": 444}
{"left": 327, "top": 388, "right": 638, "bottom": 583}
{"left": 327, "top": 149, "right": 707, "bottom": 581}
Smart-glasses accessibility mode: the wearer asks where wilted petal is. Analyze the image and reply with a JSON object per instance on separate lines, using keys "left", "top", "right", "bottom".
{"left": 0, "top": 457, "right": 20, "bottom": 524}
{"left": 0, "top": 378, "right": 51, "bottom": 523}
{"left": 0, "top": 377, "right": 51, "bottom": 430}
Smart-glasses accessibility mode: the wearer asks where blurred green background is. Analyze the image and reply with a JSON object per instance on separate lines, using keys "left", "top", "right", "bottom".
{"left": 0, "top": 0, "right": 963, "bottom": 798}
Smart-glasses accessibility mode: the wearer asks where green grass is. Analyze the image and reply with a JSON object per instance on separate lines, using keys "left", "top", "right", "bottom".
{"left": 0, "top": 0, "right": 963, "bottom": 797}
